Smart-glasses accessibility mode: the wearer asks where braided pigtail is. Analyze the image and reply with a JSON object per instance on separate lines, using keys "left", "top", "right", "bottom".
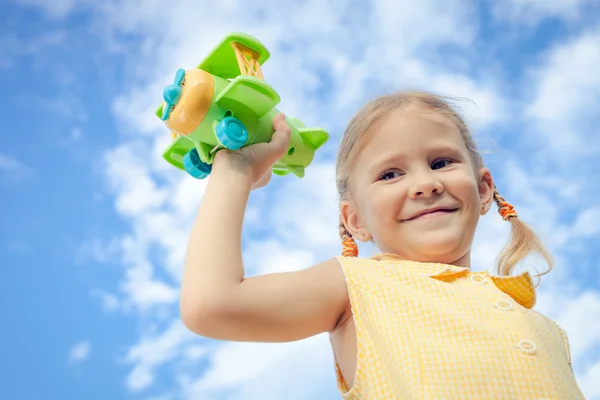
{"left": 339, "top": 215, "right": 358, "bottom": 257}
{"left": 492, "top": 186, "right": 553, "bottom": 280}
{"left": 493, "top": 187, "right": 518, "bottom": 221}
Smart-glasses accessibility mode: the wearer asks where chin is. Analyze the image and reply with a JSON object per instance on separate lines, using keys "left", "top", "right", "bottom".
{"left": 411, "top": 235, "right": 467, "bottom": 263}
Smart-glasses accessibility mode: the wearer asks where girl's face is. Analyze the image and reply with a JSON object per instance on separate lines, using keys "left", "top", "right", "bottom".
{"left": 341, "top": 109, "right": 494, "bottom": 267}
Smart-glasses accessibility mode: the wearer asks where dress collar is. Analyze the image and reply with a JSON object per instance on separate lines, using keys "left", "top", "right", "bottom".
{"left": 371, "top": 253, "right": 537, "bottom": 309}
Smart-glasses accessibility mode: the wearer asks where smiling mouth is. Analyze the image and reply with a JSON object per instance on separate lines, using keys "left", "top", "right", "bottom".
{"left": 404, "top": 208, "right": 458, "bottom": 221}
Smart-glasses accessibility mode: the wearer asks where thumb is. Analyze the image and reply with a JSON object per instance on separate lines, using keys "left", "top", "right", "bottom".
{"left": 268, "top": 117, "right": 292, "bottom": 155}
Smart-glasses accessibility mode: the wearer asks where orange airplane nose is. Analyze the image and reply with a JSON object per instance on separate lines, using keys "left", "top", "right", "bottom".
{"left": 164, "top": 68, "right": 215, "bottom": 136}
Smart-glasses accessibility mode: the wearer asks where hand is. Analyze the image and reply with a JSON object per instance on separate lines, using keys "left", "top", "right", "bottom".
{"left": 213, "top": 112, "right": 292, "bottom": 190}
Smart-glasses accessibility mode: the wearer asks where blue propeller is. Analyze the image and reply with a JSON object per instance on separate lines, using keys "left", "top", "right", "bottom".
{"left": 161, "top": 68, "right": 185, "bottom": 120}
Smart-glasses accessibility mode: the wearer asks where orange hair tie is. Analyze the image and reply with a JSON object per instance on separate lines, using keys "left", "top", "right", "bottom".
{"left": 499, "top": 201, "right": 518, "bottom": 221}
{"left": 342, "top": 237, "right": 358, "bottom": 257}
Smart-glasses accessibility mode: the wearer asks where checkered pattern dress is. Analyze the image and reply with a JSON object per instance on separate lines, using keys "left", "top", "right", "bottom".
{"left": 330, "top": 255, "right": 585, "bottom": 399}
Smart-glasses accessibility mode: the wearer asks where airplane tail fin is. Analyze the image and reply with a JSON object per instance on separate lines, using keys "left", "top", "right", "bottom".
{"left": 273, "top": 165, "right": 305, "bottom": 178}
{"left": 298, "top": 127, "right": 329, "bottom": 150}
{"left": 272, "top": 168, "right": 291, "bottom": 176}
{"left": 287, "top": 165, "right": 305, "bottom": 178}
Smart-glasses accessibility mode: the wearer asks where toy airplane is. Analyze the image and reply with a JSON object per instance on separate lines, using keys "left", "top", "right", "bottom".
{"left": 155, "top": 32, "right": 329, "bottom": 179}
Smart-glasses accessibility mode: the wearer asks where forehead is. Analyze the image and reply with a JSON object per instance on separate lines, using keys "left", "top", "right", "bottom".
{"left": 358, "top": 109, "right": 465, "bottom": 158}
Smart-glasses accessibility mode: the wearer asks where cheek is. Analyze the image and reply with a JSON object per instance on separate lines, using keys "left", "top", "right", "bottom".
{"left": 450, "top": 173, "right": 481, "bottom": 206}
{"left": 367, "top": 186, "right": 404, "bottom": 223}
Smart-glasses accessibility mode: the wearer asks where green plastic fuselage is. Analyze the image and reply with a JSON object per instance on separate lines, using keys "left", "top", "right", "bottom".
{"left": 162, "top": 74, "right": 318, "bottom": 178}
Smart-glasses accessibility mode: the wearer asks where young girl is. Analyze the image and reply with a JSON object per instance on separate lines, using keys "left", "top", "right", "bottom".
{"left": 179, "top": 91, "right": 585, "bottom": 399}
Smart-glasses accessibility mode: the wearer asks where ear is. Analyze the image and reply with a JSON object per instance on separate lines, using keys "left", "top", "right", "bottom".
{"left": 478, "top": 167, "right": 494, "bottom": 214}
{"left": 340, "top": 199, "right": 370, "bottom": 242}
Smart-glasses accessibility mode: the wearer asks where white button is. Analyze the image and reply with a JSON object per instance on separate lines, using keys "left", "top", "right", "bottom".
{"left": 494, "top": 300, "right": 512, "bottom": 311}
{"left": 518, "top": 340, "right": 537, "bottom": 354}
{"left": 470, "top": 274, "right": 487, "bottom": 284}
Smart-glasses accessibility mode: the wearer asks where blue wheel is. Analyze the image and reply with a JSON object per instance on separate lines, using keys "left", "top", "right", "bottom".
{"left": 183, "top": 148, "right": 212, "bottom": 179}
{"left": 215, "top": 116, "right": 248, "bottom": 150}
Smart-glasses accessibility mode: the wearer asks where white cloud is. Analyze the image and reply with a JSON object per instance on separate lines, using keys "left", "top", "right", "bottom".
{"left": 123, "top": 320, "right": 196, "bottom": 391}
{"left": 554, "top": 292, "right": 600, "bottom": 363}
{"left": 535, "top": 288, "right": 600, "bottom": 399}
{"left": 578, "top": 358, "right": 600, "bottom": 399}
{"left": 85, "top": 136, "right": 212, "bottom": 313}
{"left": 183, "top": 345, "right": 208, "bottom": 361}
{"left": 118, "top": 233, "right": 179, "bottom": 311}
{"left": 91, "top": 289, "right": 120, "bottom": 312}
{"left": 524, "top": 25, "right": 600, "bottom": 153}
{"left": 242, "top": 239, "right": 317, "bottom": 276}
{"left": 122, "top": 276, "right": 178, "bottom": 310}
{"left": 77, "top": 237, "right": 121, "bottom": 264}
{"left": 267, "top": 162, "right": 340, "bottom": 250}
{"left": 69, "top": 340, "right": 91, "bottom": 365}
{"left": 370, "top": 0, "right": 477, "bottom": 50}
{"left": 103, "top": 145, "right": 170, "bottom": 217}
{"left": 572, "top": 207, "right": 600, "bottom": 238}
{"left": 180, "top": 335, "right": 339, "bottom": 400}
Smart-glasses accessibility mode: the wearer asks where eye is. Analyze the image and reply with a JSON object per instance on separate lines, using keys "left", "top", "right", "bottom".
{"left": 378, "top": 169, "right": 402, "bottom": 180}
{"left": 431, "top": 158, "right": 453, "bottom": 170}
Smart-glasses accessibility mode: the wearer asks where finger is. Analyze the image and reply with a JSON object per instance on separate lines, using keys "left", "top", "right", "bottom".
{"left": 273, "top": 114, "right": 292, "bottom": 139}
{"left": 271, "top": 115, "right": 291, "bottom": 143}
{"left": 273, "top": 112, "right": 287, "bottom": 130}
{"left": 268, "top": 128, "right": 291, "bottom": 159}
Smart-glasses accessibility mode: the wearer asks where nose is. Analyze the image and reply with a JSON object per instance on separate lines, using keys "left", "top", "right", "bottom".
{"left": 408, "top": 172, "right": 444, "bottom": 199}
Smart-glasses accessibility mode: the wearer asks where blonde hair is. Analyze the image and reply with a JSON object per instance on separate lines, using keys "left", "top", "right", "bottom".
{"left": 336, "top": 91, "right": 553, "bottom": 280}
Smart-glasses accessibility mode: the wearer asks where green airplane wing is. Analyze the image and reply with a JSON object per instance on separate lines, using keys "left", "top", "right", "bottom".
{"left": 216, "top": 75, "right": 280, "bottom": 118}
{"left": 197, "top": 32, "right": 270, "bottom": 79}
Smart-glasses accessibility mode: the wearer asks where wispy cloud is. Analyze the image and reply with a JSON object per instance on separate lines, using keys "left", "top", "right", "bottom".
{"left": 0, "top": 153, "right": 31, "bottom": 181}
{"left": 68, "top": 340, "right": 91, "bottom": 365}
{"left": 491, "top": 0, "right": 594, "bottom": 24}
{"left": 0, "top": 28, "right": 68, "bottom": 68}
{"left": 122, "top": 320, "right": 195, "bottom": 391}
{"left": 524, "top": 25, "right": 600, "bottom": 154}
{"left": 15, "top": 0, "right": 81, "bottom": 19}
{"left": 91, "top": 289, "right": 120, "bottom": 312}
{"left": 16, "top": 92, "right": 88, "bottom": 123}
{"left": 0, "top": 154, "right": 22, "bottom": 170}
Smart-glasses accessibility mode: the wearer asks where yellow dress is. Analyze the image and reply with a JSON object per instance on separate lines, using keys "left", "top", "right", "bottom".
{"left": 330, "top": 254, "right": 585, "bottom": 399}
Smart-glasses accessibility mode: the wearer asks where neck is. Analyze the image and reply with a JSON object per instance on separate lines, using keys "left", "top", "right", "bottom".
{"left": 375, "top": 249, "right": 472, "bottom": 270}
{"left": 449, "top": 251, "right": 471, "bottom": 269}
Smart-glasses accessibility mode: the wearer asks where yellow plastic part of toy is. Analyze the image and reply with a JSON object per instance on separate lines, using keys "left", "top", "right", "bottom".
{"left": 165, "top": 68, "right": 215, "bottom": 136}
{"left": 231, "top": 41, "right": 264, "bottom": 79}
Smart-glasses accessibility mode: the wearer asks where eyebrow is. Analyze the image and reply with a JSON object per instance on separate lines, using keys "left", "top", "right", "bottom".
{"left": 427, "top": 145, "right": 464, "bottom": 158}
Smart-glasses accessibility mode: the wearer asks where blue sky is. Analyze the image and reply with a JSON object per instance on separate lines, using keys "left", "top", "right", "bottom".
{"left": 2, "top": 0, "right": 600, "bottom": 399}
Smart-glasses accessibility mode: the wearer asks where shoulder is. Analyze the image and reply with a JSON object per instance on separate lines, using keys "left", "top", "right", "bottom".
{"left": 309, "top": 258, "right": 352, "bottom": 331}
{"left": 334, "top": 255, "right": 383, "bottom": 267}
{"left": 310, "top": 257, "right": 347, "bottom": 279}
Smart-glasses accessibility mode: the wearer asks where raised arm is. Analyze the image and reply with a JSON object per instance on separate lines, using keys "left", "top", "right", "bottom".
{"left": 180, "top": 114, "right": 348, "bottom": 342}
